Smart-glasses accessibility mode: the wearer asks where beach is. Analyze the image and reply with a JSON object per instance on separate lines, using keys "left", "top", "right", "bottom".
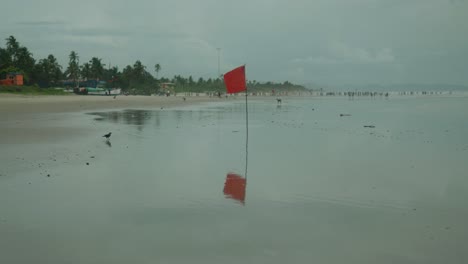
{"left": 0, "top": 94, "right": 220, "bottom": 114}
{"left": 0, "top": 94, "right": 229, "bottom": 144}
{"left": 1, "top": 94, "right": 468, "bottom": 264}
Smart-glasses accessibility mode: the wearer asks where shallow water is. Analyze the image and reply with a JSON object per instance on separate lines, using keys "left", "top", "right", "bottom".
{"left": 1, "top": 96, "right": 468, "bottom": 263}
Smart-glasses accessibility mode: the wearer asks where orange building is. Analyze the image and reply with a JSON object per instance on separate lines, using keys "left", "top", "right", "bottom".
{"left": 0, "top": 73, "right": 24, "bottom": 86}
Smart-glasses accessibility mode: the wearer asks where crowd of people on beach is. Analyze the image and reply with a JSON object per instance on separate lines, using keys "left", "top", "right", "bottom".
{"left": 171, "top": 89, "right": 455, "bottom": 98}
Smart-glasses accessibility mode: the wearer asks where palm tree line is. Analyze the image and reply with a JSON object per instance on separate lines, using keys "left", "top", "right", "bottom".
{"left": 0, "top": 36, "right": 306, "bottom": 94}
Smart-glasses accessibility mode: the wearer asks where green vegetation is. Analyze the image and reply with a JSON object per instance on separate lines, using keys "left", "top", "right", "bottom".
{"left": 64, "top": 51, "right": 79, "bottom": 87}
{"left": 0, "top": 35, "right": 306, "bottom": 95}
{"left": 0, "top": 85, "right": 69, "bottom": 95}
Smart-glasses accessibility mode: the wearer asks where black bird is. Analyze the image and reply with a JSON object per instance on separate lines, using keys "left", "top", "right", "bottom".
{"left": 103, "top": 132, "right": 112, "bottom": 139}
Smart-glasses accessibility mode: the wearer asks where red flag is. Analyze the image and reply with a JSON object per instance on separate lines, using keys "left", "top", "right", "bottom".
{"left": 223, "top": 173, "right": 246, "bottom": 204}
{"left": 223, "top": 65, "right": 246, "bottom": 94}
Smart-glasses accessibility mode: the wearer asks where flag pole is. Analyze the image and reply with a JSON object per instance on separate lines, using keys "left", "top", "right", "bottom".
{"left": 245, "top": 76, "right": 249, "bottom": 180}
{"left": 223, "top": 64, "right": 249, "bottom": 180}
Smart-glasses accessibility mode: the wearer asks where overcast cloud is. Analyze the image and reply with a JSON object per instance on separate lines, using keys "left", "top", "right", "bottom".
{"left": 1, "top": 0, "right": 467, "bottom": 86}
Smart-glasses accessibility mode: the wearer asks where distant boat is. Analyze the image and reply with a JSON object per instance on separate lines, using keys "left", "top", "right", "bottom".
{"left": 74, "top": 87, "right": 121, "bottom": 95}
{"left": 108, "top": 88, "right": 121, "bottom": 95}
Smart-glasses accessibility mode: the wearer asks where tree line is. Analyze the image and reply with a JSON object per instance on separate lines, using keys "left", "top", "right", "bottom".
{"left": 0, "top": 36, "right": 306, "bottom": 94}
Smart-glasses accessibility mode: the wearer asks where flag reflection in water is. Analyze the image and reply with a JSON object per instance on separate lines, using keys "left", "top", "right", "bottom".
{"left": 223, "top": 173, "right": 246, "bottom": 205}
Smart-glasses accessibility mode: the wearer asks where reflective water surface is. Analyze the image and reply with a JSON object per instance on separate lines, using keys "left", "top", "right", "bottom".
{"left": 1, "top": 97, "right": 468, "bottom": 263}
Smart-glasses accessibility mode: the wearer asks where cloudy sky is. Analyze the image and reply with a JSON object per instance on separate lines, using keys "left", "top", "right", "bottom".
{"left": 1, "top": 0, "right": 467, "bottom": 86}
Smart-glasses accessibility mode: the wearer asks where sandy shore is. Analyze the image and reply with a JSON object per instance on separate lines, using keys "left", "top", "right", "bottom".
{"left": 0, "top": 94, "right": 231, "bottom": 144}
{"left": 0, "top": 94, "right": 224, "bottom": 115}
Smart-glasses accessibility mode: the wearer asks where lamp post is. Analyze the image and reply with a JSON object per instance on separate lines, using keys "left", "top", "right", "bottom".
{"left": 217, "top": 48, "right": 221, "bottom": 79}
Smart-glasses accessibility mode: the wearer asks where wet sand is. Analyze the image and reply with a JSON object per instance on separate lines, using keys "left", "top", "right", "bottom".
{"left": 0, "top": 94, "right": 228, "bottom": 144}
{"left": 0, "top": 94, "right": 220, "bottom": 114}
{"left": 1, "top": 95, "right": 468, "bottom": 263}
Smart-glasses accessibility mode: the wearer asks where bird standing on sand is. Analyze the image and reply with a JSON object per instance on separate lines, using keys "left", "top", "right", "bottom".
{"left": 103, "top": 132, "right": 112, "bottom": 139}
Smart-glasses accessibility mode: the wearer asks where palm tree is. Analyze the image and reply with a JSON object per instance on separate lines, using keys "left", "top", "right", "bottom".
{"left": 134, "top": 60, "right": 146, "bottom": 79}
{"left": 35, "top": 54, "right": 63, "bottom": 87}
{"left": 5, "top": 36, "right": 19, "bottom": 59}
{"left": 89, "top": 57, "right": 105, "bottom": 79}
{"left": 46, "top": 54, "right": 62, "bottom": 85}
{"left": 80, "top": 63, "right": 91, "bottom": 79}
{"left": 0, "top": 47, "right": 10, "bottom": 69}
{"left": 66, "top": 51, "right": 80, "bottom": 87}
{"left": 154, "top": 63, "right": 161, "bottom": 79}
